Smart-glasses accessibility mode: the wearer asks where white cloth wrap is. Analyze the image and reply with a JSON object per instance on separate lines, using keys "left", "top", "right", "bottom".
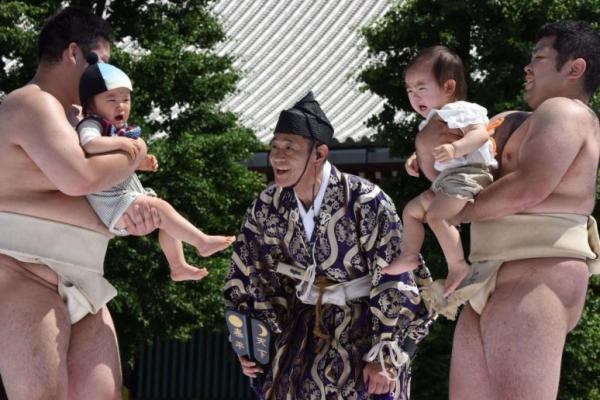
{"left": 295, "top": 262, "right": 318, "bottom": 303}
{"left": 276, "top": 262, "right": 373, "bottom": 305}
{"left": 0, "top": 212, "right": 115, "bottom": 323}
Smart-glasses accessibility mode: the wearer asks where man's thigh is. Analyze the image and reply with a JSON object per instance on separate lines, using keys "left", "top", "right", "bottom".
{"left": 449, "top": 304, "right": 495, "bottom": 400}
{"left": 68, "top": 306, "right": 122, "bottom": 400}
{"left": 0, "top": 255, "right": 70, "bottom": 400}
{"left": 480, "top": 258, "right": 588, "bottom": 400}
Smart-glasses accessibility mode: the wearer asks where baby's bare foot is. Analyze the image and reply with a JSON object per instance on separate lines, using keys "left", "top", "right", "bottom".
{"left": 170, "top": 263, "right": 209, "bottom": 282}
{"left": 381, "top": 253, "right": 420, "bottom": 275}
{"left": 443, "top": 261, "right": 470, "bottom": 296}
{"left": 196, "top": 235, "right": 235, "bottom": 257}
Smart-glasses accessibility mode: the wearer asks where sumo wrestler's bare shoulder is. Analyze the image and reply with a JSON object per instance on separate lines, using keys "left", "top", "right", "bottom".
{"left": 0, "top": 84, "right": 68, "bottom": 144}
{"left": 533, "top": 97, "right": 598, "bottom": 138}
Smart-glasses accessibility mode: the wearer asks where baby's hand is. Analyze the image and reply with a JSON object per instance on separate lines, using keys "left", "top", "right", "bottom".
{"left": 138, "top": 154, "right": 159, "bottom": 172}
{"left": 405, "top": 152, "right": 420, "bottom": 177}
{"left": 120, "top": 138, "right": 143, "bottom": 160}
{"left": 433, "top": 144, "right": 456, "bottom": 163}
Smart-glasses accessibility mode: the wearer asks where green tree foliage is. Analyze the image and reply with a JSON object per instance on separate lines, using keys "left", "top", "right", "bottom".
{"left": 360, "top": 1, "right": 600, "bottom": 399}
{"left": 0, "top": 0, "right": 265, "bottom": 369}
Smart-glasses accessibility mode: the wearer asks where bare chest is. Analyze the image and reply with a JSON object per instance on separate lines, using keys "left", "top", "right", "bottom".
{"left": 500, "top": 120, "right": 529, "bottom": 174}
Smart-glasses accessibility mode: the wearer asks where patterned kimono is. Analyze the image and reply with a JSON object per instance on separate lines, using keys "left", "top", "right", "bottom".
{"left": 225, "top": 166, "right": 435, "bottom": 400}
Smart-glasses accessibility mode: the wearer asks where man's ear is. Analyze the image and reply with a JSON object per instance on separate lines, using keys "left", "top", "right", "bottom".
{"left": 315, "top": 144, "right": 329, "bottom": 163}
{"left": 443, "top": 79, "right": 457, "bottom": 97}
{"left": 64, "top": 42, "right": 80, "bottom": 66}
{"left": 566, "top": 58, "right": 587, "bottom": 81}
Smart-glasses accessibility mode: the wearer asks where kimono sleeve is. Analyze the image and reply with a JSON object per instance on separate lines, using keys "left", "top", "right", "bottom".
{"left": 224, "top": 199, "right": 292, "bottom": 334}
{"left": 362, "top": 190, "right": 435, "bottom": 367}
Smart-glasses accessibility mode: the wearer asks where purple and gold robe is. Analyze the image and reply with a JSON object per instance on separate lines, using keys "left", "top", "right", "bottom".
{"left": 225, "top": 166, "right": 435, "bottom": 400}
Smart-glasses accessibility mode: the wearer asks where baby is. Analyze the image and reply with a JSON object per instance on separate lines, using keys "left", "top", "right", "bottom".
{"left": 383, "top": 46, "right": 498, "bottom": 296}
{"left": 77, "top": 59, "right": 234, "bottom": 281}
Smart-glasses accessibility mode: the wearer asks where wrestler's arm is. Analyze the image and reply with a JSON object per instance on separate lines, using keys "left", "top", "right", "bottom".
{"left": 17, "top": 92, "right": 147, "bottom": 196}
{"left": 463, "top": 98, "right": 588, "bottom": 221}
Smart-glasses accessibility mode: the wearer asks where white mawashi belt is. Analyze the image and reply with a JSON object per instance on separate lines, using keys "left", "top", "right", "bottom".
{"left": 276, "top": 262, "right": 371, "bottom": 306}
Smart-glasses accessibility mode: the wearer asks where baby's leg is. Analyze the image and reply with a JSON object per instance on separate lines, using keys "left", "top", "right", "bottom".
{"left": 159, "top": 230, "right": 209, "bottom": 281}
{"left": 425, "top": 194, "right": 470, "bottom": 296}
{"left": 120, "top": 196, "right": 235, "bottom": 257}
{"left": 383, "top": 191, "right": 433, "bottom": 274}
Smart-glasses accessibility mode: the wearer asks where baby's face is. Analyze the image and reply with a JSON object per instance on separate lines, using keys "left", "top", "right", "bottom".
{"left": 90, "top": 87, "right": 131, "bottom": 128}
{"left": 405, "top": 66, "right": 448, "bottom": 118}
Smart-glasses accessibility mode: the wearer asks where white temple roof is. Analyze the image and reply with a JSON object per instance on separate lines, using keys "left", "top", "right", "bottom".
{"left": 212, "top": 0, "right": 391, "bottom": 143}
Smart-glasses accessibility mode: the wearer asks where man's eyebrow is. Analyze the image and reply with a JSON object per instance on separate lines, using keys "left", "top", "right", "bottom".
{"left": 531, "top": 44, "right": 549, "bottom": 54}
{"left": 270, "top": 139, "right": 293, "bottom": 145}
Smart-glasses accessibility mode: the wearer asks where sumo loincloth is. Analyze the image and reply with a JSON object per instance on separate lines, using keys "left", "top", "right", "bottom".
{"left": 0, "top": 212, "right": 116, "bottom": 323}
{"left": 422, "top": 213, "right": 600, "bottom": 319}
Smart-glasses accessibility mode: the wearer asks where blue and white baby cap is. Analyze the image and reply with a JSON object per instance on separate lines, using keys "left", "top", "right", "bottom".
{"left": 79, "top": 60, "right": 133, "bottom": 106}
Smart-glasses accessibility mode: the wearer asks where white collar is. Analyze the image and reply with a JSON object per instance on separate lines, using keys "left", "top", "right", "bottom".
{"left": 294, "top": 161, "right": 331, "bottom": 239}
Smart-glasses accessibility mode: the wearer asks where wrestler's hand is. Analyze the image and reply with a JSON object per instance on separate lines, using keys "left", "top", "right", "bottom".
{"left": 405, "top": 152, "right": 420, "bottom": 177}
{"left": 138, "top": 154, "right": 159, "bottom": 172}
{"left": 238, "top": 355, "right": 263, "bottom": 378}
{"left": 433, "top": 143, "right": 456, "bottom": 163}
{"left": 121, "top": 201, "right": 161, "bottom": 236}
{"left": 362, "top": 362, "right": 396, "bottom": 395}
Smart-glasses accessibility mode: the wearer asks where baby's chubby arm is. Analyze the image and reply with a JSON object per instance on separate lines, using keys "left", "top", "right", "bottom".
{"left": 83, "top": 136, "right": 145, "bottom": 160}
{"left": 432, "top": 124, "right": 489, "bottom": 163}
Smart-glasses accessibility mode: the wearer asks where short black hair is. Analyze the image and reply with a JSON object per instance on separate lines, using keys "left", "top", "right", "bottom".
{"left": 537, "top": 20, "right": 600, "bottom": 96}
{"left": 405, "top": 46, "right": 468, "bottom": 101}
{"left": 37, "top": 6, "right": 113, "bottom": 64}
